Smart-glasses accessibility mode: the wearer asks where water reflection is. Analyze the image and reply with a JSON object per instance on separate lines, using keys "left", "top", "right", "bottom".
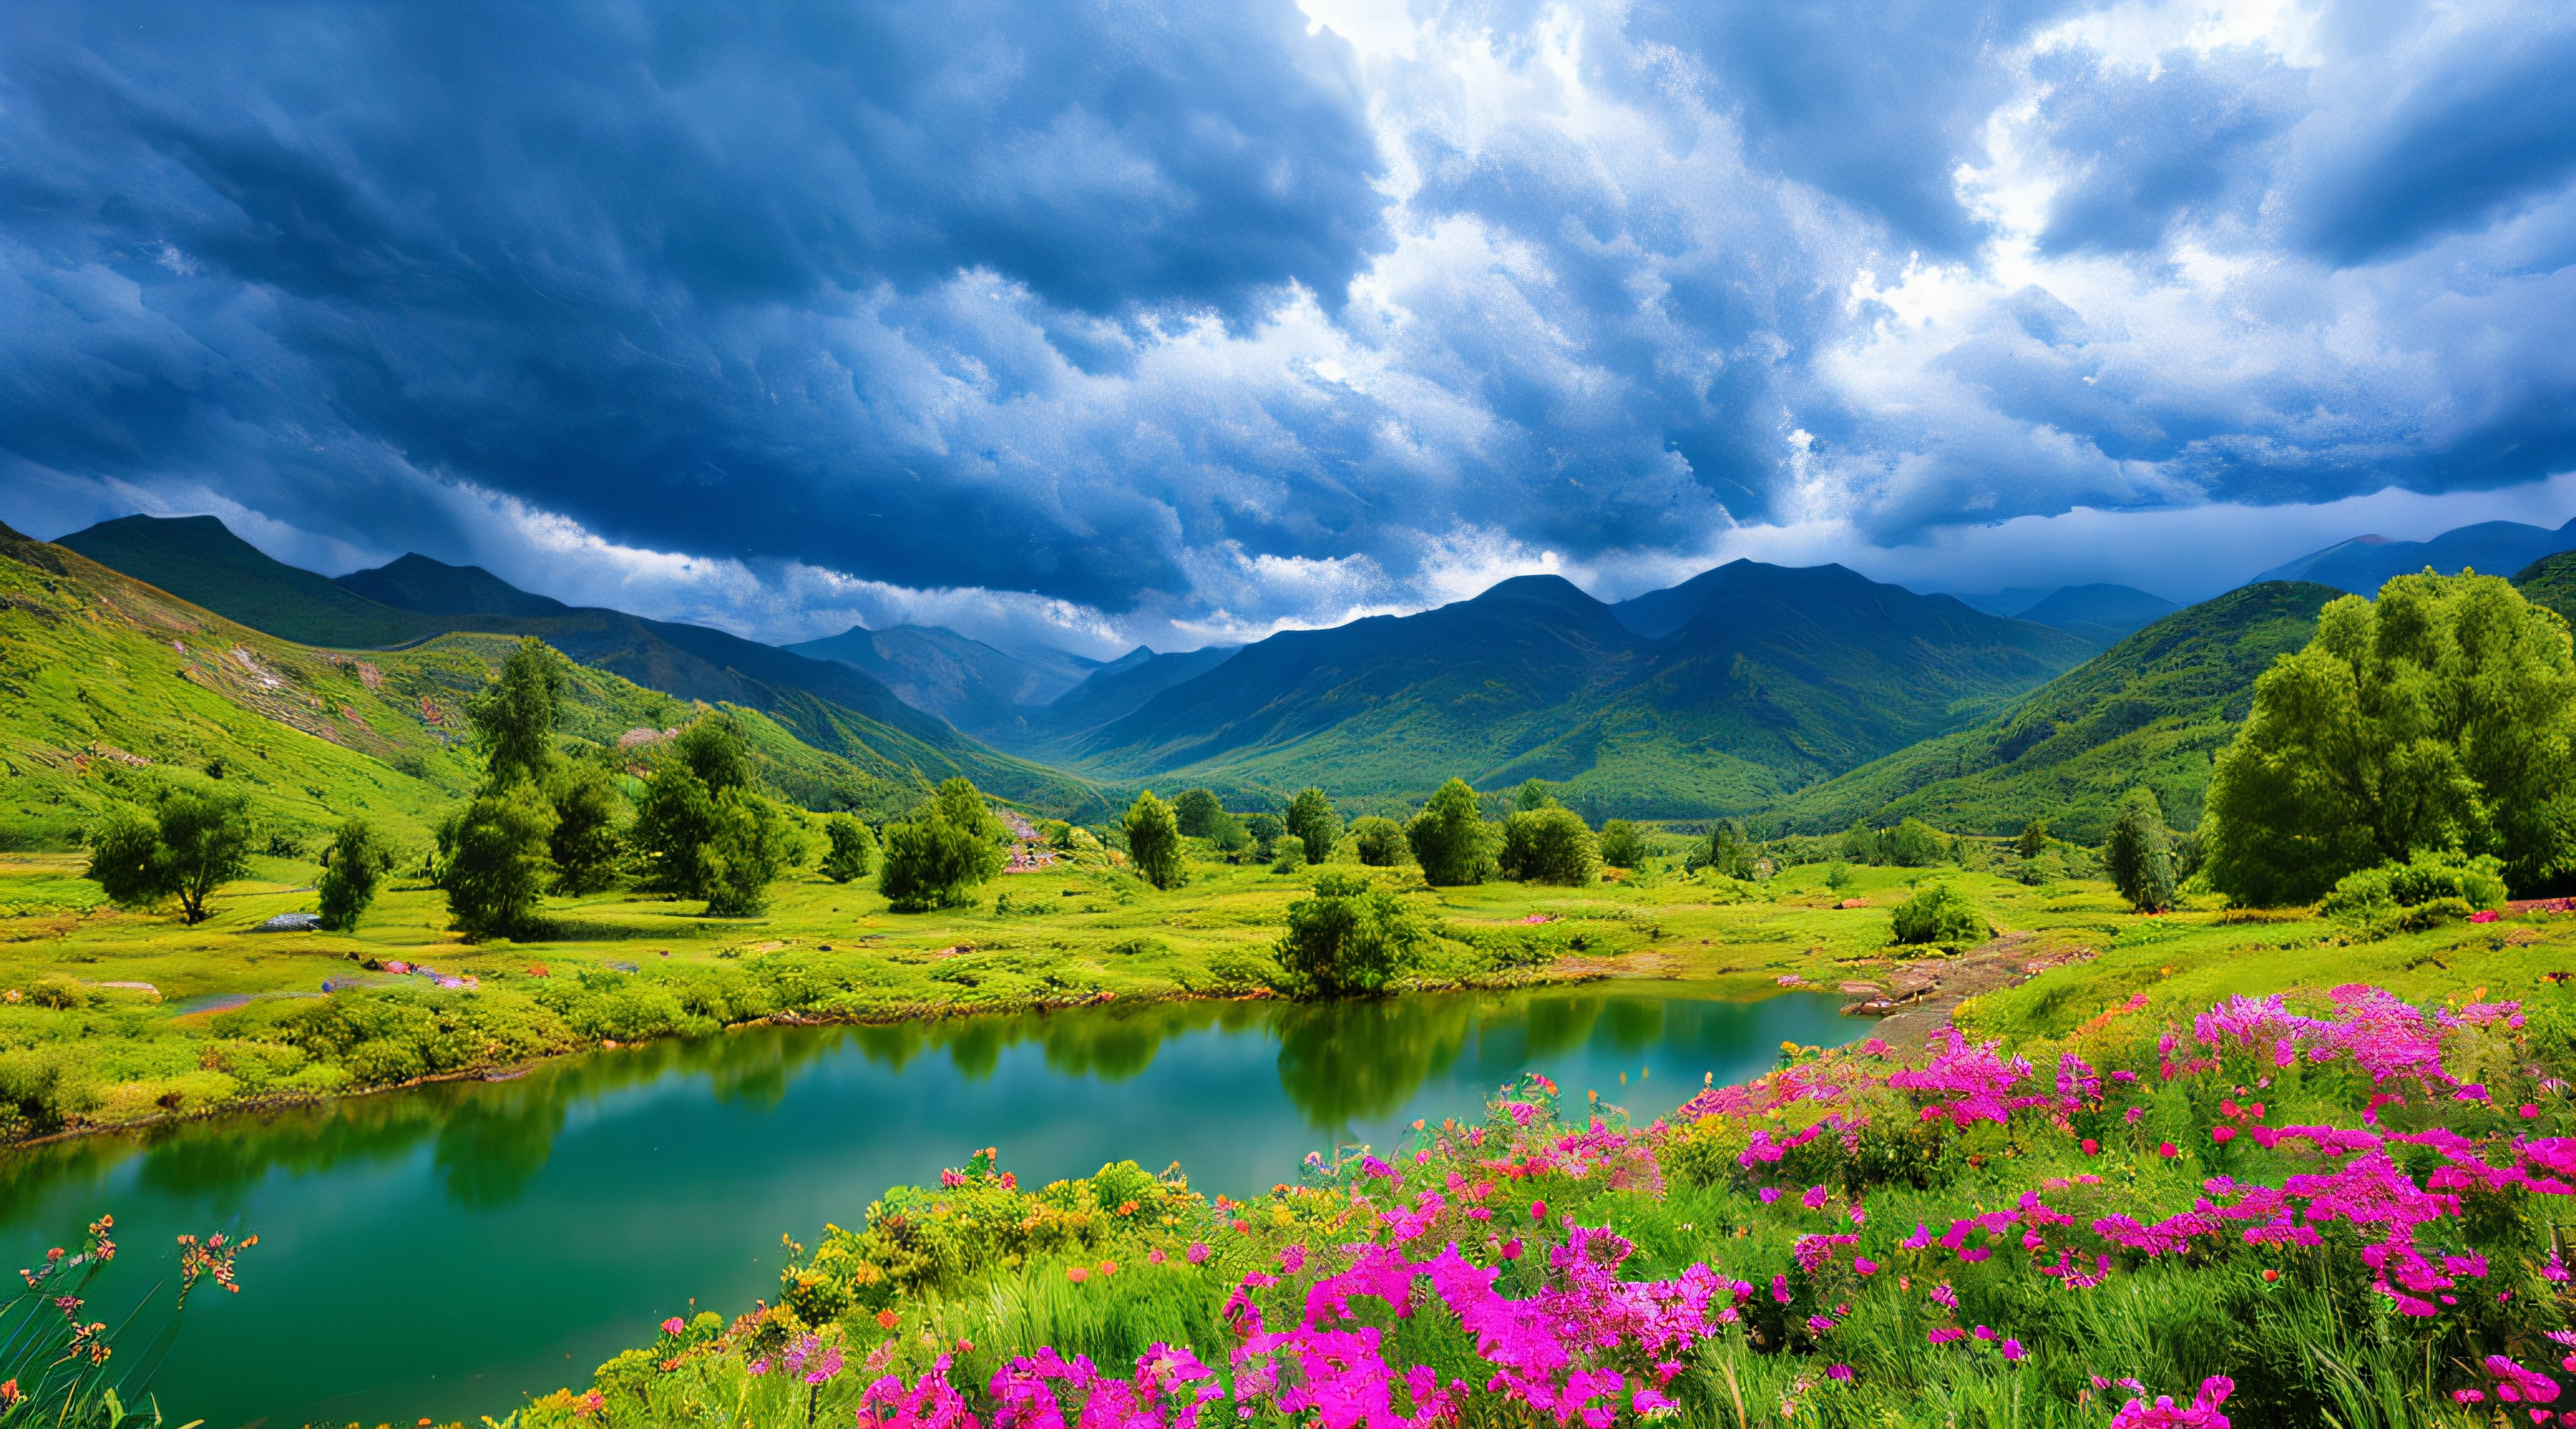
{"left": 0, "top": 984, "right": 1854, "bottom": 1426}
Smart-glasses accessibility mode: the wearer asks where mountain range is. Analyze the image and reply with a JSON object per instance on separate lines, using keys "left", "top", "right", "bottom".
{"left": 52, "top": 515, "right": 1109, "bottom": 818}
{"left": 2250, "top": 516, "right": 2576, "bottom": 594}
{"left": 1929, "top": 583, "right": 2180, "bottom": 646}
{"left": 782, "top": 623, "right": 1097, "bottom": 744}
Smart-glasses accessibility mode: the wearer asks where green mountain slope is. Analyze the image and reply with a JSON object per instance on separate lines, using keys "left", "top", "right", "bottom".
{"left": 1024, "top": 645, "right": 1240, "bottom": 749}
{"left": 53, "top": 518, "right": 1109, "bottom": 818}
{"left": 335, "top": 552, "right": 573, "bottom": 617}
{"left": 0, "top": 520, "right": 1038, "bottom": 851}
{"left": 1050, "top": 565, "right": 2090, "bottom": 818}
{"left": 56, "top": 515, "right": 446, "bottom": 648}
{"left": 2515, "top": 550, "right": 2576, "bottom": 625}
{"left": 1770, "top": 580, "right": 2343, "bottom": 840}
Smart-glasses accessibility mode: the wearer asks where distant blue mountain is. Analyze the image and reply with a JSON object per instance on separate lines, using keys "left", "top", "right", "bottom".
{"left": 2013, "top": 584, "right": 2180, "bottom": 645}
{"left": 1947, "top": 587, "right": 2061, "bottom": 619}
{"left": 2252, "top": 517, "right": 2576, "bottom": 595}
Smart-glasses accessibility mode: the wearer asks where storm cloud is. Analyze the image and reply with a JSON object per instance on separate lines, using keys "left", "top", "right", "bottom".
{"left": 3, "top": 0, "right": 2572, "bottom": 651}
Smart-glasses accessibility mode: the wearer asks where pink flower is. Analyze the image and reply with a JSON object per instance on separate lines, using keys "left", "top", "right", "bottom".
{"left": 2526, "top": 1105, "right": 2544, "bottom": 1120}
{"left": 1185, "top": 1243, "right": 1209, "bottom": 1264}
{"left": 2002, "top": 1339, "right": 2026, "bottom": 1361}
{"left": 1530, "top": 1199, "right": 1548, "bottom": 1221}
{"left": 1853, "top": 1257, "right": 1879, "bottom": 1276}
{"left": 2211, "top": 1127, "right": 2236, "bottom": 1144}
{"left": 1802, "top": 1185, "right": 1829, "bottom": 1210}
{"left": 1826, "top": 1364, "right": 1853, "bottom": 1381}
{"left": 1500, "top": 1238, "right": 1522, "bottom": 1260}
{"left": 660, "top": 1316, "right": 684, "bottom": 1335}
{"left": 2158, "top": 1142, "right": 2179, "bottom": 1159}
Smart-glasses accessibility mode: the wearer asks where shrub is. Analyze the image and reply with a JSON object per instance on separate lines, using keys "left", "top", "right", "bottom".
{"left": 1349, "top": 816, "right": 1406, "bottom": 867}
{"left": 2015, "top": 818, "right": 2050, "bottom": 860}
{"left": 1890, "top": 882, "right": 1987, "bottom": 946}
{"left": 316, "top": 817, "right": 392, "bottom": 932}
{"left": 1122, "top": 791, "right": 1185, "bottom": 891}
{"left": 879, "top": 779, "right": 1006, "bottom": 911}
{"left": 1500, "top": 806, "right": 1600, "bottom": 886}
{"left": 1597, "top": 820, "right": 1645, "bottom": 870}
{"left": 1273, "top": 873, "right": 1427, "bottom": 998}
{"left": 1269, "top": 836, "right": 1306, "bottom": 874}
{"left": 820, "top": 815, "right": 879, "bottom": 883}
{"left": 1244, "top": 812, "right": 1285, "bottom": 859}
{"left": 1689, "top": 820, "right": 1758, "bottom": 879}
{"left": 2319, "top": 849, "right": 2507, "bottom": 935}
{"left": 1287, "top": 787, "right": 1340, "bottom": 866}
{"left": 1172, "top": 789, "right": 1225, "bottom": 839}
{"left": 1405, "top": 779, "right": 1495, "bottom": 887}
{"left": 1886, "top": 818, "right": 1946, "bottom": 867}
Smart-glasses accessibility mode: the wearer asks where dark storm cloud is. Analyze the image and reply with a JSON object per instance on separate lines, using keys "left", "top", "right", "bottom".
{"left": 2, "top": 0, "right": 2575, "bottom": 643}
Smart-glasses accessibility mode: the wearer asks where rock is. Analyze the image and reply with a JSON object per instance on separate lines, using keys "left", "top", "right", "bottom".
{"left": 257, "top": 912, "right": 321, "bottom": 932}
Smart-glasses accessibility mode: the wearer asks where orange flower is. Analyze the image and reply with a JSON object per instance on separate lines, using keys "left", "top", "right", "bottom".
{"left": 1066, "top": 1266, "right": 1089, "bottom": 1284}
{"left": 1098, "top": 1260, "right": 1118, "bottom": 1276}
{"left": 876, "top": 1309, "right": 899, "bottom": 1330}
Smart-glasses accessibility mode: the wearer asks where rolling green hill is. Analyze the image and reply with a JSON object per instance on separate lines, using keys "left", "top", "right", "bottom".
{"left": 1043, "top": 564, "right": 2090, "bottom": 818}
{"left": 2516, "top": 550, "right": 2576, "bottom": 625}
{"left": 0, "top": 519, "right": 936, "bottom": 852}
{"left": 50, "top": 517, "right": 1110, "bottom": 819}
{"left": 1768, "top": 580, "right": 2343, "bottom": 840}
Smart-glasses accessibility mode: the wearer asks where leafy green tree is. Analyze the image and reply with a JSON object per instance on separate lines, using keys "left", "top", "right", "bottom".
{"left": 1841, "top": 819, "right": 1878, "bottom": 864}
{"left": 1209, "top": 812, "right": 1253, "bottom": 856}
{"left": 316, "top": 817, "right": 394, "bottom": 931}
{"left": 820, "top": 816, "right": 879, "bottom": 882}
{"left": 2104, "top": 788, "right": 2177, "bottom": 912}
{"left": 1886, "top": 818, "right": 1946, "bottom": 868}
{"left": 2204, "top": 572, "right": 2576, "bottom": 904}
{"left": 1692, "top": 820, "right": 1758, "bottom": 879}
{"left": 879, "top": 777, "right": 1007, "bottom": 911}
{"left": 546, "top": 761, "right": 626, "bottom": 894}
{"left": 1273, "top": 872, "right": 1427, "bottom": 998}
{"left": 1350, "top": 816, "right": 1407, "bottom": 867}
{"left": 469, "top": 638, "right": 565, "bottom": 788}
{"left": 2015, "top": 818, "right": 2051, "bottom": 860}
{"left": 1891, "top": 883, "right": 1988, "bottom": 946}
{"left": 437, "top": 781, "right": 558, "bottom": 940}
{"left": 1514, "top": 779, "right": 1557, "bottom": 813}
{"left": 669, "top": 714, "right": 755, "bottom": 797}
{"left": 1244, "top": 812, "right": 1285, "bottom": 858}
{"left": 1172, "top": 789, "right": 1225, "bottom": 839}
{"left": 1287, "top": 787, "right": 1340, "bottom": 865}
{"left": 1597, "top": 820, "right": 1646, "bottom": 870}
{"left": 1269, "top": 835, "right": 1307, "bottom": 873}
{"left": 631, "top": 764, "right": 719, "bottom": 896}
{"left": 1123, "top": 790, "right": 1186, "bottom": 890}
{"left": 702, "top": 788, "right": 804, "bottom": 916}
{"left": 1501, "top": 806, "right": 1601, "bottom": 886}
{"left": 84, "top": 787, "right": 254, "bottom": 925}
{"left": 1405, "top": 779, "right": 1496, "bottom": 886}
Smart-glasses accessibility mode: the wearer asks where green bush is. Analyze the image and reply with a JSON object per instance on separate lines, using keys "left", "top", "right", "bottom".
{"left": 702, "top": 788, "right": 804, "bottom": 916}
{"left": 1349, "top": 816, "right": 1407, "bottom": 867}
{"left": 2104, "top": 787, "right": 2177, "bottom": 913}
{"left": 1500, "top": 806, "right": 1600, "bottom": 886}
{"left": 2318, "top": 849, "right": 2507, "bottom": 936}
{"left": 1269, "top": 836, "right": 1306, "bottom": 874}
{"left": 1272, "top": 872, "right": 1427, "bottom": 998}
{"left": 820, "top": 815, "right": 879, "bottom": 882}
{"left": 316, "top": 816, "right": 392, "bottom": 932}
{"left": 880, "top": 779, "right": 1007, "bottom": 911}
{"left": 1597, "top": 820, "right": 1645, "bottom": 870}
{"left": 1405, "top": 779, "right": 1495, "bottom": 886}
{"left": 1287, "top": 787, "right": 1340, "bottom": 866}
{"left": 1172, "top": 789, "right": 1225, "bottom": 839}
{"left": 1890, "top": 882, "right": 1987, "bottom": 946}
{"left": 437, "top": 781, "right": 558, "bottom": 940}
{"left": 546, "top": 760, "right": 627, "bottom": 894}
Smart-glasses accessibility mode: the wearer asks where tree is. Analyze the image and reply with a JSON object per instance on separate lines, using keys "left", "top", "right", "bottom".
{"left": 316, "top": 817, "right": 393, "bottom": 932}
{"left": 1891, "top": 883, "right": 1989, "bottom": 946}
{"left": 1886, "top": 818, "right": 1946, "bottom": 868}
{"left": 1172, "top": 789, "right": 1226, "bottom": 839}
{"left": 879, "top": 777, "right": 1007, "bottom": 911}
{"left": 821, "top": 816, "right": 879, "bottom": 882}
{"left": 1841, "top": 820, "right": 1877, "bottom": 864}
{"left": 1514, "top": 779, "right": 1557, "bottom": 813}
{"left": 1692, "top": 820, "right": 1758, "bottom": 879}
{"left": 2204, "top": 572, "right": 2576, "bottom": 904}
{"left": 547, "top": 760, "right": 626, "bottom": 894}
{"left": 1501, "top": 806, "right": 1601, "bottom": 886}
{"left": 1273, "top": 872, "right": 1427, "bottom": 998}
{"left": 702, "top": 788, "right": 804, "bottom": 916}
{"left": 1123, "top": 790, "right": 1186, "bottom": 890}
{"left": 84, "top": 788, "right": 254, "bottom": 925}
{"left": 1245, "top": 812, "right": 1285, "bottom": 859}
{"left": 2104, "top": 787, "right": 2177, "bottom": 912}
{"left": 437, "top": 781, "right": 558, "bottom": 940}
{"left": 469, "top": 638, "right": 565, "bottom": 788}
{"left": 1406, "top": 778, "right": 1495, "bottom": 887}
{"left": 1269, "top": 835, "right": 1307, "bottom": 873}
{"left": 1597, "top": 820, "right": 1645, "bottom": 870}
{"left": 1287, "top": 787, "right": 1340, "bottom": 865}
{"left": 631, "top": 764, "right": 720, "bottom": 896}
{"left": 2015, "top": 818, "right": 2050, "bottom": 860}
{"left": 1350, "top": 816, "right": 1407, "bottom": 867}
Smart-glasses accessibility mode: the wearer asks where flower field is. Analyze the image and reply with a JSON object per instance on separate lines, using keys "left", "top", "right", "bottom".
{"left": 511, "top": 972, "right": 2576, "bottom": 1429}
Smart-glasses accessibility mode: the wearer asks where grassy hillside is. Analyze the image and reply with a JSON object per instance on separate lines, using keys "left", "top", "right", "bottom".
{"left": 0, "top": 520, "right": 1061, "bottom": 855}
{"left": 2516, "top": 549, "right": 2576, "bottom": 624}
{"left": 51, "top": 516, "right": 1111, "bottom": 819}
{"left": 1770, "top": 580, "right": 2341, "bottom": 839}
{"left": 1049, "top": 566, "right": 2089, "bottom": 819}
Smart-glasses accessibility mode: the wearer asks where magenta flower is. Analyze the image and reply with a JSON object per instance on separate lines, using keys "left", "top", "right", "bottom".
{"left": 1853, "top": 1257, "right": 1879, "bottom": 1276}
{"left": 1529, "top": 1199, "right": 1547, "bottom": 1221}
{"left": 660, "top": 1316, "right": 684, "bottom": 1335}
{"left": 1825, "top": 1364, "right": 1853, "bottom": 1382}
{"left": 2001, "top": 1339, "right": 2026, "bottom": 1362}
{"left": 1185, "top": 1243, "right": 1210, "bottom": 1265}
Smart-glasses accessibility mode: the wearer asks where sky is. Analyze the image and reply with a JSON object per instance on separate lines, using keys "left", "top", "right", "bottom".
{"left": 4, "top": 0, "right": 2573, "bottom": 659}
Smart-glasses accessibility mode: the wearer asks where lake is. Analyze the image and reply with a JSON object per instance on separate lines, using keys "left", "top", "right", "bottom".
{"left": 0, "top": 982, "right": 1856, "bottom": 1425}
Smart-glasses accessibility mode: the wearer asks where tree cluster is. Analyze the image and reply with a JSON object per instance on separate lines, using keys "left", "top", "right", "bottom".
{"left": 879, "top": 777, "right": 1007, "bottom": 911}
